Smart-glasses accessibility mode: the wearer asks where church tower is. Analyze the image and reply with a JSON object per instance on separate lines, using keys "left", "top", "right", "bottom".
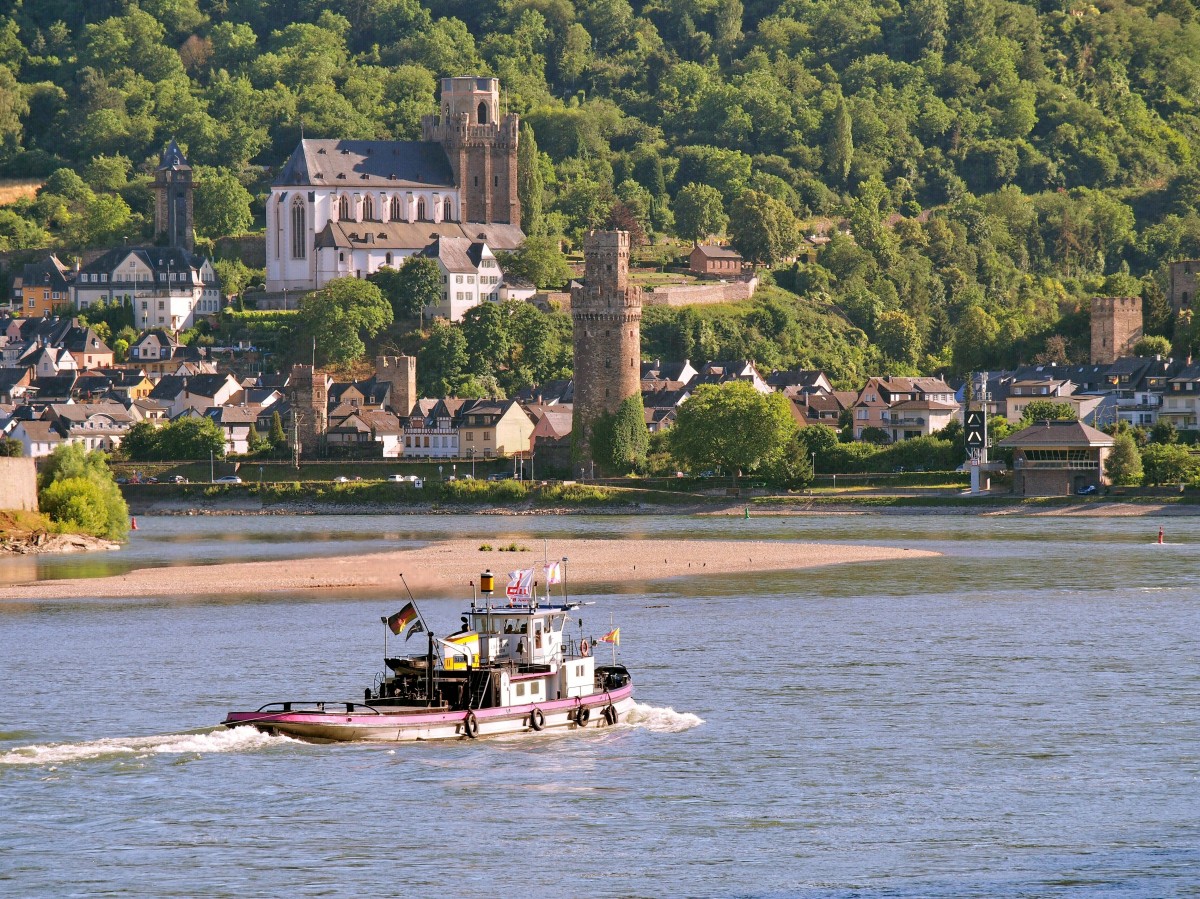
{"left": 422, "top": 77, "right": 520, "bottom": 226}
{"left": 154, "top": 139, "right": 194, "bottom": 252}
{"left": 571, "top": 230, "right": 642, "bottom": 464}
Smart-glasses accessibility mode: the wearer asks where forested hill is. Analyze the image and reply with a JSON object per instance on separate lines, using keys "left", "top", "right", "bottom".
{"left": 3, "top": 0, "right": 1200, "bottom": 373}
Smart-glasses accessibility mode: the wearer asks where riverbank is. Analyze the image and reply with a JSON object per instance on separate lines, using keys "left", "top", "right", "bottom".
{"left": 0, "top": 511, "right": 121, "bottom": 555}
{"left": 0, "top": 537, "right": 937, "bottom": 600}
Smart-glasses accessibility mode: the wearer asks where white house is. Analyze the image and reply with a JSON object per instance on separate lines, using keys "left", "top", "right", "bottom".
{"left": 73, "top": 248, "right": 221, "bottom": 333}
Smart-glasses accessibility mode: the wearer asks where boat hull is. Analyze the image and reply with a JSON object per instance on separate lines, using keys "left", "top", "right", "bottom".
{"left": 223, "top": 685, "right": 635, "bottom": 743}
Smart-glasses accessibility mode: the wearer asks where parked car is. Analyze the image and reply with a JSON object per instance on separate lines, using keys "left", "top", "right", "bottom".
{"left": 1077, "top": 484, "right": 1098, "bottom": 495}
{"left": 388, "top": 474, "right": 424, "bottom": 488}
{"left": 213, "top": 475, "right": 242, "bottom": 484}
{"left": 334, "top": 476, "right": 349, "bottom": 482}
{"left": 487, "top": 473, "right": 511, "bottom": 481}
{"left": 171, "top": 475, "right": 187, "bottom": 484}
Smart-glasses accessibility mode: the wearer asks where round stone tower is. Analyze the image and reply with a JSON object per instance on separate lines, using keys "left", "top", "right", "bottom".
{"left": 571, "top": 230, "right": 642, "bottom": 464}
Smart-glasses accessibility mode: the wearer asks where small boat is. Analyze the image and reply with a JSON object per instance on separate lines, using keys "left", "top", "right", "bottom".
{"left": 223, "top": 568, "right": 633, "bottom": 742}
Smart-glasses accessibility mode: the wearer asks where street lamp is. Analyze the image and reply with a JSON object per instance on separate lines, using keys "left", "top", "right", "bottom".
{"left": 469, "top": 448, "right": 475, "bottom": 479}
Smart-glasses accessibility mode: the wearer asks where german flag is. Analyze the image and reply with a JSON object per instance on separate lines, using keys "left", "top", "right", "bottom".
{"left": 384, "top": 602, "right": 420, "bottom": 636}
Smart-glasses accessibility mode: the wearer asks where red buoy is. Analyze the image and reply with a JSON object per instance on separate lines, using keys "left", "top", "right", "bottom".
{"left": 131, "top": 517, "right": 138, "bottom": 531}
{"left": 1158, "top": 526, "right": 1164, "bottom": 545}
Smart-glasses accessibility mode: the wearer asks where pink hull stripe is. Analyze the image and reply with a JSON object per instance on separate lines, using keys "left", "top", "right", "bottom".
{"left": 224, "top": 684, "right": 633, "bottom": 729}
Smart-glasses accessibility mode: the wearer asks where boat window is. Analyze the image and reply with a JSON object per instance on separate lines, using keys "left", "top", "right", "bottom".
{"left": 516, "top": 683, "right": 525, "bottom": 697}
{"left": 504, "top": 620, "right": 514, "bottom": 633}
{"left": 531, "top": 682, "right": 540, "bottom": 694}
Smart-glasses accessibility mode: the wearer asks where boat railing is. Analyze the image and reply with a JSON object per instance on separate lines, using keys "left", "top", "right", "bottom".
{"left": 254, "top": 700, "right": 385, "bottom": 715}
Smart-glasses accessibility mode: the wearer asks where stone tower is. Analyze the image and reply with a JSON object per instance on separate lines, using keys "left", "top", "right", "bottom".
{"left": 288, "top": 364, "right": 328, "bottom": 455}
{"left": 421, "top": 77, "right": 520, "bottom": 226}
{"left": 154, "top": 139, "right": 193, "bottom": 252}
{"left": 1090, "top": 296, "right": 1143, "bottom": 365}
{"left": 571, "top": 230, "right": 642, "bottom": 463}
{"left": 1167, "top": 260, "right": 1199, "bottom": 316}
{"left": 375, "top": 355, "right": 417, "bottom": 416}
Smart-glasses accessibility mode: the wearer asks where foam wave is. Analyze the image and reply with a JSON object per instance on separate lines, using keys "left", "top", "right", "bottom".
{"left": 0, "top": 726, "right": 295, "bottom": 767}
{"left": 624, "top": 702, "right": 705, "bottom": 733}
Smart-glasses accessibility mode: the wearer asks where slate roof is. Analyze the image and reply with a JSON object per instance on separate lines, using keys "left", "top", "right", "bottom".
{"left": 314, "top": 220, "right": 524, "bottom": 254}
{"left": 274, "top": 139, "right": 455, "bottom": 189}
{"left": 421, "top": 236, "right": 486, "bottom": 272}
{"left": 692, "top": 244, "right": 742, "bottom": 259}
{"left": 996, "top": 419, "right": 1115, "bottom": 448}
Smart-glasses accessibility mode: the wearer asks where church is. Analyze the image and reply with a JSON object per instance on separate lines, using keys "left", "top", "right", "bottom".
{"left": 265, "top": 76, "right": 527, "bottom": 312}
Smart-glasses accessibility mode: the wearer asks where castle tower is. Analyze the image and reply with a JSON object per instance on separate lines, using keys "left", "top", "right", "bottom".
{"left": 1091, "top": 296, "right": 1143, "bottom": 365}
{"left": 288, "top": 364, "right": 328, "bottom": 455}
{"left": 154, "top": 139, "right": 193, "bottom": 252}
{"left": 375, "top": 355, "right": 417, "bottom": 416}
{"left": 421, "top": 77, "right": 520, "bottom": 227}
{"left": 571, "top": 230, "right": 642, "bottom": 464}
{"left": 1167, "top": 260, "right": 1199, "bottom": 316}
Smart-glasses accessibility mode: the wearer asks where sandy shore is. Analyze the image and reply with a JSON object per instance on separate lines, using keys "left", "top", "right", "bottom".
{"left": 0, "top": 538, "right": 937, "bottom": 601}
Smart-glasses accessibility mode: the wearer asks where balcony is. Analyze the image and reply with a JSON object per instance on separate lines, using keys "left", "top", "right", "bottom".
{"left": 1014, "top": 459, "right": 1099, "bottom": 470}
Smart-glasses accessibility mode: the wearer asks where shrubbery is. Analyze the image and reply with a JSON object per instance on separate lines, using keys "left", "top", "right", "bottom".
{"left": 37, "top": 444, "right": 129, "bottom": 541}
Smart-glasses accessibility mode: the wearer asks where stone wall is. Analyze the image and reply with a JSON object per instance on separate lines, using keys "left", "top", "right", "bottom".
{"left": 0, "top": 457, "right": 39, "bottom": 512}
{"left": 1090, "top": 296, "right": 1142, "bottom": 365}
{"left": 645, "top": 277, "right": 757, "bottom": 307}
{"left": 214, "top": 235, "right": 267, "bottom": 269}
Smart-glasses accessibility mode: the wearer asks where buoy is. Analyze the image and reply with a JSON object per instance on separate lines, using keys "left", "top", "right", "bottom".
{"left": 745, "top": 506, "right": 750, "bottom": 519}
{"left": 1158, "top": 526, "right": 1164, "bottom": 545}
{"left": 131, "top": 517, "right": 138, "bottom": 530}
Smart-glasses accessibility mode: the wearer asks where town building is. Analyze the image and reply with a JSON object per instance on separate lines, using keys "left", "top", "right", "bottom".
{"left": 688, "top": 244, "right": 743, "bottom": 278}
{"left": 998, "top": 419, "right": 1114, "bottom": 496}
{"left": 12, "top": 256, "right": 73, "bottom": 318}
{"left": 266, "top": 76, "right": 524, "bottom": 296}
{"left": 73, "top": 247, "right": 221, "bottom": 333}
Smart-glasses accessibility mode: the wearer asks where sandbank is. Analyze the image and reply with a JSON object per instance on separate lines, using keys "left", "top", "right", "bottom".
{"left": 0, "top": 538, "right": 938, "bottom": 601}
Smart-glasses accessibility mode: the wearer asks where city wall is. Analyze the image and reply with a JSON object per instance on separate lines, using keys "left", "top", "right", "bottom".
{"left": 0, "top": 457, "right": 39, "bottom": 512}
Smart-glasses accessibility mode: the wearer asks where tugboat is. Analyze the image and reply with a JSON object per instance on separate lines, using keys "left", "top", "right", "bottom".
{"left": 222, "top": 567, "right": 633, "bottom": 742}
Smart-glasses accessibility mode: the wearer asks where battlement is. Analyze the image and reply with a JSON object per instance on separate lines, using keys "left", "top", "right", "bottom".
{"left": 1090, "top": 295, "right": 1142, "bottom": 365}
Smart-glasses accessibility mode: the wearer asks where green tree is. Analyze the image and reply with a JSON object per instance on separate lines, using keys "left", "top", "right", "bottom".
{"left": 0, "top": 437, "right": 21, "bottom": 456}
{"left": 764, "top": 438, "right": 814, "bottom": 489}
{"left": 368, "top": 257, "right": 442, "bottom": 319}
{"left": 824, "top": 96, "right": 854, "bottom": 186}
{"left": 498, "top": 237, "right": 573, "bottom": 289}
{"left": 608, "top": 393, "right": 649, "bottom": 473}
{"left": 194, "top": 167, "right": 253, "bottom": 238}
{"left": 1149, "top": 419, "right": 1178, "bottom": 446}
{"left": 674, "top": 182, "right": 728, "bottom": 244}
{"left": 1020, "top": 401, "right": 1077, "bottom": 423}
{"left": 299, "top": 277, "right": 392, "bottom": 368}
{"left": 418, "top": 319, "right": 470, "bottom": 396}
{"left": 1141, "top": 443, "right": 1199, "bottom": 486}
{"left": 212, "top": 258, "right": 255, "bottom": 299}
{"left": 727, "top": 190, "right": 799, "bottom": 266}
{"left": 517, "top": 122, "right": 544, "bottom": 236}
{"left": 269, "top": 410, "right": 287, "bottom": 449}
{"left": 37, "top": 443, "right": 129, "bottom": 541}
{"left": 795, "top": 424, "right": 840, "bottom": 464}
{"left": 669, "top": 381, "right": 797, "bottom": 478}
{"left": 1105, "top": 432, "right": 1143, "bottom": 486}
{"left": 1133, "top": 335, "right": 1172, "bottom": 357}
{"left": 875, "top": 310, "right": 921, "bottom": 365}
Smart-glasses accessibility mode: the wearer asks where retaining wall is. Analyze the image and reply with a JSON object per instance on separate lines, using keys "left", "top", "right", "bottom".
{"left": 0, "top": 457, "right": 39, "bottom": 512}
{"left": 645, "top": 278, "right": 757, "bottom": 307}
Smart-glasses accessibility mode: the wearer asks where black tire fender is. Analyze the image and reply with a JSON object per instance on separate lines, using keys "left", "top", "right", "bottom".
{"left": 529, "top": 708, "right": 544, "bottom": 731}
{"left": 575, "top": 705, "right": 591, "bottom": 726}
{"left": 464, "top": 711, "right": 478, "bottom": 738}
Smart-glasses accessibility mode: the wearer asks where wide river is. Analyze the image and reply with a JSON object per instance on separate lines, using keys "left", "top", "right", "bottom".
{"left": 1, "top": 513, "right": 1197, "bottom": 896}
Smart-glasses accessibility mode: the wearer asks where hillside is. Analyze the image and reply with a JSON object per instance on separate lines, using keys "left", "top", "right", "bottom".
{"left": 2, "top": 0, "right": 1200, "bottom": 371}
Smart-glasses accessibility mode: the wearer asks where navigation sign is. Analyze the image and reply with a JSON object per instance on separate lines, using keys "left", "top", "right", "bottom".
{"left": 964, "top": 410, "right": 986, "bottom": 449}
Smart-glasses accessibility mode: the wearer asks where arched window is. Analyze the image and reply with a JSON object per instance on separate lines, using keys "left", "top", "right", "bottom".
{"left": 338, "top": 194, "right": 350, "bottom": 221}
{"left": 385, "top": 253, "right": 393, "bottom": 266}
{"left": 362, "top": 194, "right": 375, "bottom": 221}
{"left": 417, "top": 197, "right": 428, "bottom": 221}
{"left": 477, "top": 102, "right": 489, "bottom": 125}
{"left": 291, "top": 198, "right": 306, "bottom": 259}
{"left": 443, "top": 197, "right": 454, "bottom": 222}
{"left": 390, "top": 196, "right": 402, "bottom": 221}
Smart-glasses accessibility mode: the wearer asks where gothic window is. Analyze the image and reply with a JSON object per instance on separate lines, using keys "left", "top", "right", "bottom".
{"left": 444, "top": 197, "right": 453, "bottom": 221}
{"left": 417, "top": 197, "right": 428, "bottom": 221}
{"left": 391, "top": 196, "right": 402, "bottom": 221}
{"left": 362, "top": 194, "right": 375, "bottom": 221}
{"left": 291, "top": 199, "right": 306, "bottom": 259}
{"left": 338, "top": 194, "right": 350, "bottom": 221}
{"left": 478, "top": 102, "right": 488, "bottom": 124}
{"left": 386, "top": 253, "right": 393, "bottom": 266}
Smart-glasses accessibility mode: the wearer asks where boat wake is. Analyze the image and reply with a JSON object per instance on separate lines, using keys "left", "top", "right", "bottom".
{"left": 0, "top": 726, "right": 296, "bottom": 767}
{"left": 623, "top": 702, "right": 704, "bottom": 733}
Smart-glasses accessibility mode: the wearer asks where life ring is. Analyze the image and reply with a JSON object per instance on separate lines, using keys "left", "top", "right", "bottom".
{"left": 463, "top": 711, "right": 478, "bottom": 738}
{"left": 529, "top": 708, "right": 544, "bottom": 731}
{"left": 603, "top": 704, "right": 617, "bottom": 725}
{"left": 575, "top": 705, "right": 591, "bottom": 726}
{"left": 580, "top": 639, "right": 590, "bottom": 656}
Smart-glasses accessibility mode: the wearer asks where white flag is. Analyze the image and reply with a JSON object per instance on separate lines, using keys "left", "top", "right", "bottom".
{"left": 506, "top": 568, "right": 534, "bottom": 602}
{"left": 544, "top": 561, "right": 563, "bottom": 585}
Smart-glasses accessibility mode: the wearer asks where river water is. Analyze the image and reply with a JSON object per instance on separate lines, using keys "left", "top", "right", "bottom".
{"left": 1, "top": 513, "right": 1197, "bottom": 896}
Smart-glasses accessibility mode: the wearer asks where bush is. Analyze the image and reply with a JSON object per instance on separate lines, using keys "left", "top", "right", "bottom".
{"left": 37, "top": 444, "right": 129, "bottom": 540}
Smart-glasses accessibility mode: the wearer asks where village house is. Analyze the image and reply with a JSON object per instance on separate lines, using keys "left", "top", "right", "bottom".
{"left": 1159, "top": 364, "right": 1200, "bottom": 430}
{"left": 42, "top": 402, "right": 134, "bottom": 452}
{"left": 148, "top": 373, "right": 241, "bottom": 418}
{"left": 998, "top": 419, "right": 1115, "bottom": 496}
{"left": 852, "top": 376, "right": 957, "bottom": 441}
{"left": 12, "top": 256, "right": 73, "bottom": 318}
{"left": 688, "top": 244, "right": 744, "bottom": 278}
{"left": 457, "top": 398, "right": 535, "bottom": 458}
{"left": 403, "top": 398, "right": 464, "bottom": 458}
